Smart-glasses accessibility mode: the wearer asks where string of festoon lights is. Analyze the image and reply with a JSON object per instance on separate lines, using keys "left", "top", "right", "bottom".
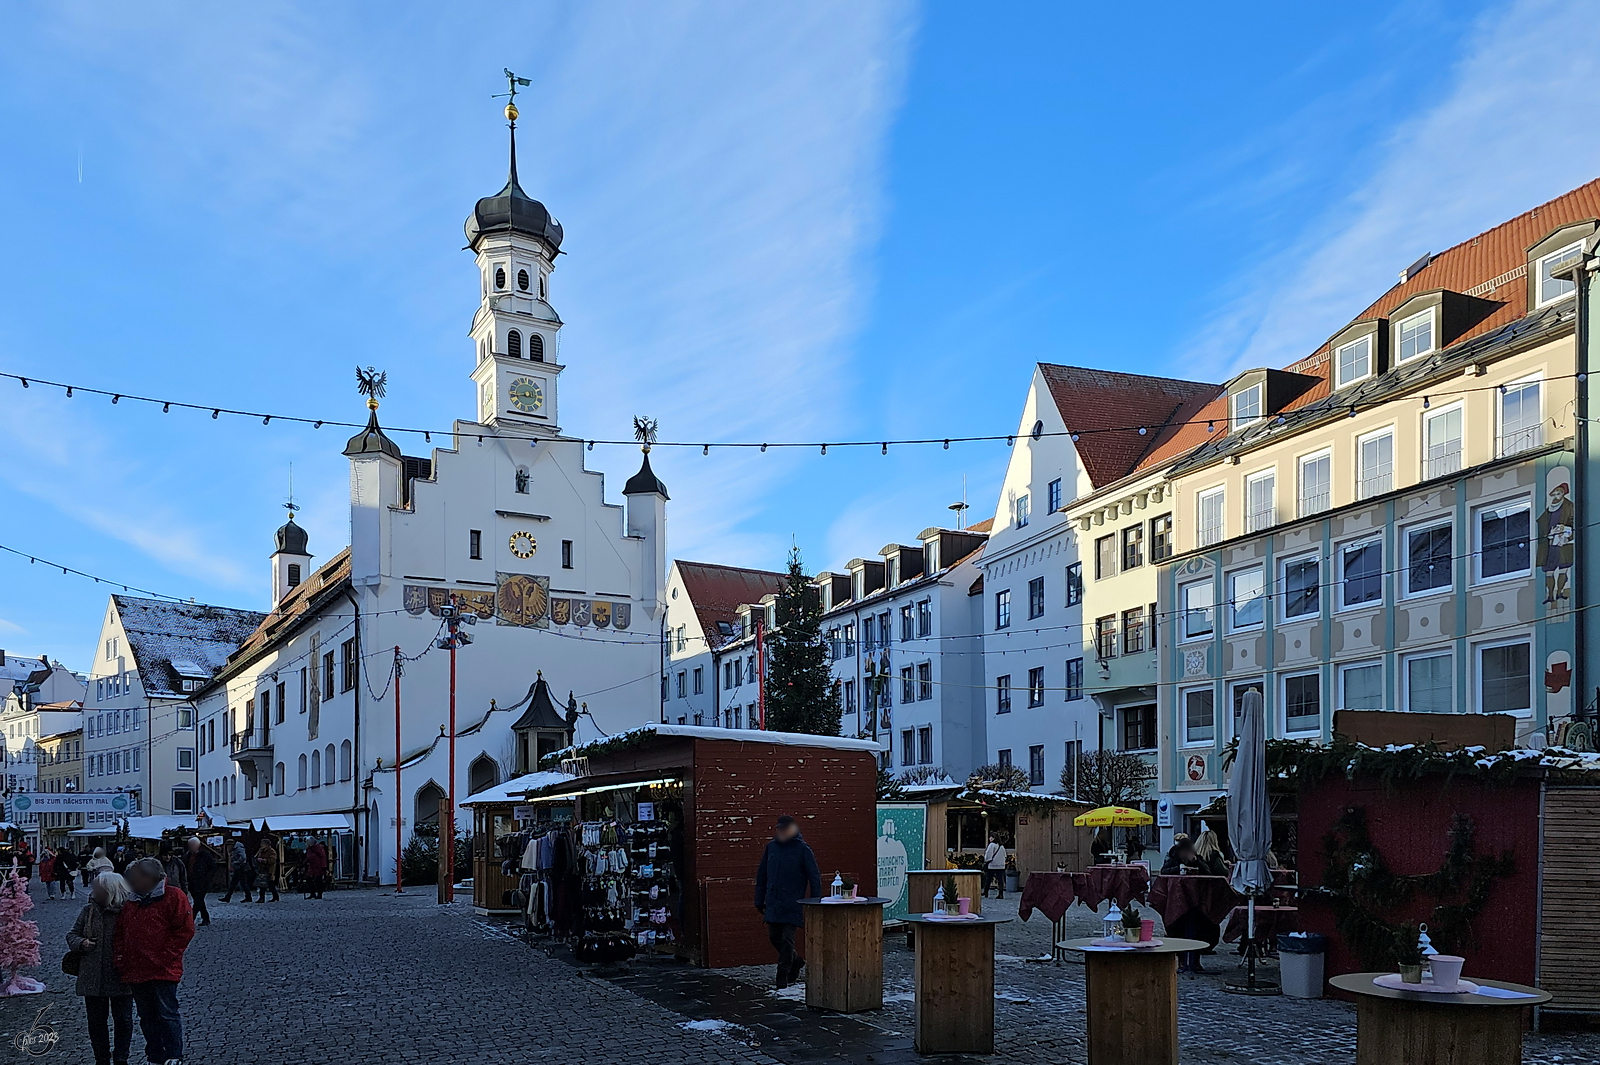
{"left": 2, "top": 367, "right": 1581, "bottom": 456}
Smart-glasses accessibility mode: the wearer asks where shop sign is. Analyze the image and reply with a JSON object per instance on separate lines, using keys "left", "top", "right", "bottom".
{"left": 513, "top": 806, "right": 534, "bottom": 821}
{"left": 1184, "top": 753, "right": 1208, "bottom": 783}
{"left": 10, "top": 792, "right": 133, "bottom": 813}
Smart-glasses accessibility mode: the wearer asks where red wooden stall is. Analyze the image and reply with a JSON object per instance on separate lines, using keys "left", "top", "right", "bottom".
{"left": 546, "top": 725, "right": 879, "bottom": 968}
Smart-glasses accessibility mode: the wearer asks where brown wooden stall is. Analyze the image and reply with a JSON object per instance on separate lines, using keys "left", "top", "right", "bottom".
{"left": 534, "top": 725, "right": 880, "bottom": 968}
{"left": 460, "top": 771, "right": 574, "bottom": 915}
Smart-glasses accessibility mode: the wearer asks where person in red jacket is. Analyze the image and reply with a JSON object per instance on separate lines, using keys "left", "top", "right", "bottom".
{"left": 115, "top": 858, "right": 194, "bottom": 1065}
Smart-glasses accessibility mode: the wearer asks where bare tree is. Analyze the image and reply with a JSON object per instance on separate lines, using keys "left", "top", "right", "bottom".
{"left": 1064, "top": 749, "right": 1157, "bottom": 807}
{"left": 968, "top": 762, "right": 1030, "bottom": 792}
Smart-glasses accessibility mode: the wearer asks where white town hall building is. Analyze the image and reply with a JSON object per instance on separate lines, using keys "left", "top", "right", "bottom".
{"left": 192, "top": 114, "right": 667, "bottom": 883}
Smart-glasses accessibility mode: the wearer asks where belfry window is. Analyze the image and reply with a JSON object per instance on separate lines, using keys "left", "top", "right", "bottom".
{"left": 494, "top": 267, "right": 506, "bottom": 290}
{"left": 517, "top": 268, "right": 530, "bottom": 291}
{"left": 507, "top": 330, "right": 522, "bottom": 358}
{"left": 287, "top": 564, "right": 301, "bottom": 588}
{"left": 529, "top": 333, "right": 544, "bottom": 362}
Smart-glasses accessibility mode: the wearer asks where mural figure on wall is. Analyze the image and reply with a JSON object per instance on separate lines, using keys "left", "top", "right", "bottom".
{"left": 1539, "top": 467, "right": 1574, "bottom": 605}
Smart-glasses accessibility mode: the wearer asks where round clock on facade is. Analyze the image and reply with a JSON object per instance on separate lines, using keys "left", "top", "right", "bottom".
{"left": 508, "top": 530, "right": 538, "bottom": 559}
{"left": 507, "top": 377, "right": 544, "bottom": 413}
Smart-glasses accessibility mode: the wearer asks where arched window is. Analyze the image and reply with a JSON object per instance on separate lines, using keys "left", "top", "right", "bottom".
{"left": 494, "top": 266, "right": 506, "bottom": 290}
{"left": 468, "top": 754, "right": 499, "bottom": 795}
{"left": 273, "top": 761, "right": 285, "bottom": 795}
{"left": 326, "top": 743, "right": 337, "bottom": 784}
{"left": 310, "top": 749, "right": 322, "bottom": 788}
{"left": 507, "top": 329, "right": 522, "bottom": 358}
{"left": 297, "top": 754, "right": 307, "bottom": 791}
{"left": 415, "top": 781, "right": 444, "bottom": 827}
{"left": 517, "top": 268, "right": 530, "bottom": 291}
{"left": 288, "top": 564, "right": 302, "bottom": 588}
{"left": 339, "top": 740, "right": 352, "bottom": 782}
{"left": 529, "top": 333, "right": 544, "bottom": 362}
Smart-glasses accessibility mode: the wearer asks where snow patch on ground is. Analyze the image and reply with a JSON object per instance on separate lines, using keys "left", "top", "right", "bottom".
{"left": 768, "top": 984, "right": 806, "bottom": 1001}
{"left": 995, "top": 989, "right": 1032, "bottom": 1003}
{"left": 680, "top": 1019, "right": 748, "bottom": 1035}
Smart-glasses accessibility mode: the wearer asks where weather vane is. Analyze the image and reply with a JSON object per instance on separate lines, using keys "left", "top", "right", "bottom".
{"left": 285, "top": 463, "right": 298, "bottom": 522}
{"left": 494, "top": 68, "right": 532, "bottom": 122}
{"left": 633, "top": 416, "right": 659, "bottom": 453}
{"left": 355, "top": 365, "right": 388, "bottom": 410}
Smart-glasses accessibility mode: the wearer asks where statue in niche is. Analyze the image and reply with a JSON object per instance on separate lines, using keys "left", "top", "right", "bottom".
{"left": 515, "top": 467, "right": 530, "bottom": 494}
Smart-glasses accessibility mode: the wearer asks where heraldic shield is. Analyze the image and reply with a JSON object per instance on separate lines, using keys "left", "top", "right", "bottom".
{"left": 613, "top": 602, "right": 631, "bottom": 630}
{"left": 495, "top": 573, "right": 550, "bottom": 628}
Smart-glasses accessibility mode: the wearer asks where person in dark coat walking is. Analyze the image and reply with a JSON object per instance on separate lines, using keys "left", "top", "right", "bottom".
{"left": 183, "top": 838, "right": 216, "bottom": 926}
{"left": 753, "top": 815, "right": 821, "bottom": 989}
{"left": 303, "top": 840, "right": 329, "bottom": 900}
{"left": 219, "top": 840, "right": 253, "bottom": 902}
{"left": 116, "top": 858, "right": 195, "bottom": 1065}
{"left": 68, "top": 872, "right": 135, "bottom": 1065}
{"left": 53, "top": 845, "right": 80, "bottom": 900}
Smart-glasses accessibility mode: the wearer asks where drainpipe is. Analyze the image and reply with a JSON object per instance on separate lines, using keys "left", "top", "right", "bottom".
{"left": 1558, "top": 248, "right": 1595, "bottom": 726}
{"left": 344, "top": 586, "right": 363, "bottom": 879}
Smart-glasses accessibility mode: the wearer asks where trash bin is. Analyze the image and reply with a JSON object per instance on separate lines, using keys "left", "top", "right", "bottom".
{"left": 1278, "top": 932, "right": 1327, "bottom": 998}
{"left": 1004, "top": 870, "right": 1020, "bottom": 894}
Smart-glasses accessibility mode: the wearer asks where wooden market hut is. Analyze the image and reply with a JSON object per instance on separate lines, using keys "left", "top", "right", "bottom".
{"left": 528, "top": 724, "right": 880, "bottom": 968}
{"left": 897, "top": 783, "right": 1094, "bottom": 883}
{"left": 459, "top": 769, "right": 574, "bottom": 914}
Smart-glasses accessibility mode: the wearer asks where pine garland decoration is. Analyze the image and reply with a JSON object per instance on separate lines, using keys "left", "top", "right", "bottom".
{"left": 1312, "top": 808, "right": 1515, "bottom": 969}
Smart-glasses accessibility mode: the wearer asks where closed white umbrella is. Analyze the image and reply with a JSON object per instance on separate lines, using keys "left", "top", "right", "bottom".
{"left": 1226, "top": 688, "right": 1278, "bottom": 994}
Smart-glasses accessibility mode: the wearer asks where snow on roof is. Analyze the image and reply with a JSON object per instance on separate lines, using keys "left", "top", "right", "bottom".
{"left": 0, "top": 654, "right": 49, "bottom": 682}
{"left": 546, "top": 723, "right": 884, "bottom": 767}
{"left": 459, "top": 770, "right": 575, "bottom": 806}
{"left": 168, "top": 659, "right": 210, "bottom": 679}
{"left": 114, "top": 596, "right": 267, "bottom": 699}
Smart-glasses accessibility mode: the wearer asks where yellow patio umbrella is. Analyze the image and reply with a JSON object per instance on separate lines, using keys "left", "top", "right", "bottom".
{"left": 1073, "top": 806, "right": 1153, "bottom": 827}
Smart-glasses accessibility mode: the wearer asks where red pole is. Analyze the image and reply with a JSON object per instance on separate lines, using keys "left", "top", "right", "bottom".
{"left": 393, "top": 645, "right": 403, "bottom": 893}
{"left": 445, "top": 623, "right": 457, "bottom": 904}
{"left": 755, "top": 616, "right": 766, "bottom": 730}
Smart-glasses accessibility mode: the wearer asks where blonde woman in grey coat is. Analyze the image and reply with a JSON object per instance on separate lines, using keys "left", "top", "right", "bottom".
{"left": 67, "top": 872, "right": 135, "bottom": 1065}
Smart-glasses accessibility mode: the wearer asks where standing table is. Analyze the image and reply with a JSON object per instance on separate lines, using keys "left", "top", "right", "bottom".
{"left": 1017, "top": 871, "right": 1078, "bottom": 962}
{"left": 907, "top": 870, "right": 983, "bottom": 913}
{"left": 1059, "top": 937, "right": 1209, "bottom": 1065}
{"left": 796, "top": 897, "right": 890, "bottom": 1012}
{"left": 902, "top": 913, "right": 1011, "bottom": 1054}
{"left": 1329, "top": 973, "right": 1551, "bottom": 1065}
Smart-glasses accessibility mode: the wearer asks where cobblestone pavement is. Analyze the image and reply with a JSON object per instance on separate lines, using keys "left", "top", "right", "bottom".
{"left": 3, "top": 877, "right": 1593, "bottom": 1064}
{"left": 0, "top": 878, "right": 781, "bottom": 1065}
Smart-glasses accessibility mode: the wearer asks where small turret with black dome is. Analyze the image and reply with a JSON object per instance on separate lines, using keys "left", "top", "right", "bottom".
{"left": 271, "top": 508, "right": 314, "bottom": 605}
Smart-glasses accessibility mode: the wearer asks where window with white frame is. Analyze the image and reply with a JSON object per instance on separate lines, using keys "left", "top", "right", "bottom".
{"left": 1405, "top": 520, "right": 1453, "bottom": 595}
{"left": 1536, "top": 241, "right": 1583, "bottom": 306}
{"left": 1197, "top": 487, "right": 1225, "bottom": 547}
{"left": 1479, "top": 640, "right": 1532, "bottom": 715}
{"left": 1182, "top": 687, "right": 1215, "bottom": 746}
{"left": 1404, "top": 651, "right": 1453, "bottom": 713}
{"left": 1283, "top": 672, "right": 1321, "bottom": 733}
{"left": 1014, "top": 493, "right": 1031, "bottom": 528}
{"left": 1181, "top": 580, "right": 1215, "bottom": 640}
{"left": 1298, "top": 451, "right": 1331, "bottom": 517}
{"left": 1396, "top": 309, "right": 1435, "bottom": 362}
{"left": 1422, "top": 404, "right": 1463, "bottom": 479}
{"left": 1357, "top": 429, "right": 1394, "bottom": 499}
{"left": 1245, "top": 470, "right": 1276, "bottom": 533}
{"left": 1229, "top": 679, "right": 1265, "bottom": 737}
{"left": 1497, "top": 377, "right": 1542, "bottom": 457}
{"left": 1335, "top": 335, "right": 1373, "bottom": 388}
{"left": 1096, "top": 534, "right": 1117, "bottom": 580}
{"left": 1231, "top": 383, "right": 1264, "bottom": 430}
{"left": 1340, "top": 537, "right": 1382, "bottom": 608}
{"left": 1228, "top": 568, "right": 1264, "bottom": 630}
{"left": 1281, "top": 554, "right": 1320, "bottom": 620}
{"left": 1340, "top": 661, "right": 1385, "bottom": 710}
{"left": 1475, "top": 499, "right": 1531, "bottom": 582}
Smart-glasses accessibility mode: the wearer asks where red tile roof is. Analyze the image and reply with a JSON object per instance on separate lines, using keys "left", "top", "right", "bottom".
{"left": 1039, "top": 364, "right": 1219, "bottom": 488}
{"left": 1132, "top": 176, "right": 1600, "bottom": 474}
{"left": 674, "top": 561, "right": 787, "bottom": 651}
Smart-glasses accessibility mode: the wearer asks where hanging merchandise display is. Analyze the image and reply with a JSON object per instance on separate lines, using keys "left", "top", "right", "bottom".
{"left": 629, "top": 819, "right": 677, "bottom": 950}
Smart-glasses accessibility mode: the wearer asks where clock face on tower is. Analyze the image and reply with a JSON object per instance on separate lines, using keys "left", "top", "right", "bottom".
{"left": 507, "top": 377, "right": 544, "bottom": 414}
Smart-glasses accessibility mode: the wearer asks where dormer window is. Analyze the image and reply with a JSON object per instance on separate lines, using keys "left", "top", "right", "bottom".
{"left": 1335, "top": 335, "right": 1373, "bottom": 388}
{"left": 1396, "top": 309, "right": 1435, "bottom": 362}
{"left": 1536, "top": 241, "right": 1583, "bottom": 306}
{"left": 1230, "top": 383, "right": 1263, "bottom": 430}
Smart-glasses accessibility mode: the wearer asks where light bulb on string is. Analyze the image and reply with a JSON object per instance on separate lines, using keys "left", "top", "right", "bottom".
{"left": 111, "top": 395, "right": 120, "bottom": 404}
{"left": 18, "top": 378, "right": 27, "bottom": 387}
{"left": 760, "top": 443, "right": 767, "bottom": 452}
{"left": 162, "top": 402, "right": 170, "bottom": 413}
{"left": 212, "top": 410, "right": 219, "bottom": 419}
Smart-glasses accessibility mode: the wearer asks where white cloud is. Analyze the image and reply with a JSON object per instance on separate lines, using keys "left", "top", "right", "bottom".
{"left": 1200, "top": 0, "right": 1600, "bottom": 375}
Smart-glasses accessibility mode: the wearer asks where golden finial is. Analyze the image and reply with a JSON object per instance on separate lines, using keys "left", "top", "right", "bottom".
{"left": 505, "top": 101, "right": 519, "bottom": 122}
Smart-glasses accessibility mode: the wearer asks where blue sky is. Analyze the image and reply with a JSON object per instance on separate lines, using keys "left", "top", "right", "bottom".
{"left": 5, "top": 0, "right": 1600, "bottom": 671}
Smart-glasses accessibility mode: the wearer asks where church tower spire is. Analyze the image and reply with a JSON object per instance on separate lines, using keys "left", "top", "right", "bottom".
{"left": 467, "top": 70, "right": 565, "bottom": 434}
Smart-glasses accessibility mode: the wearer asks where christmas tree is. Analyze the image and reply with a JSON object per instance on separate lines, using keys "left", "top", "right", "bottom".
{"left": 764, "top": 547, "right": 842, "bottom": 736}
{"left": 0, "top": 870, "right": 44, "bottom": 996}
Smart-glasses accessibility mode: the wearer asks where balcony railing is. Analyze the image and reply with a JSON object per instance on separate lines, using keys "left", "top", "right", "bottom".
{"left": 1357, "top": 470, "right": 1393, "bottom": 499}
{"left": 1297, "top": 490, "right": 1330, "bottom": 518}
{"left": 1499, "top": 425, "right": 1542, "bottom": 458}
{"left": 1424, "top": 442, "right": 1462, "bottom": 480}
{"left": 230, "top": 728, "right": 272, "bottom": 756}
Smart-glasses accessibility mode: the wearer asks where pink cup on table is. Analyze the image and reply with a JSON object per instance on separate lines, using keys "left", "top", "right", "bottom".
{"left": 1140, "top": 919, "right": 1155, "bottom": 942}
{"left": 1429, "top": 955, "right": 1465, "bottom": 991}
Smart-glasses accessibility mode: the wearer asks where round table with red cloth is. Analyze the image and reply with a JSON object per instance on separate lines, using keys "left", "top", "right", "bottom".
{"left": 1147, "top": 874, "right": 1238, "bottom": 928}
{"left": 1072, "top": 864, "right": 1150, "bottom": 909}
{"left": 1222, "top": 904, "right": 1298, "bottom": 944}
{"left": 1017, "top": 871, "right": 1078, "bottom": 922}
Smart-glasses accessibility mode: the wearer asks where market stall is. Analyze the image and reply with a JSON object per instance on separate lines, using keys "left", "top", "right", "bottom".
{"left": 895, "top": 784, "right": 1093, "bottom": 884}
{"left": 529, "top": 724, "right": 880, "bottom": 968}
{"left": 459, "top": 771, "right": 574, "bottom": 915}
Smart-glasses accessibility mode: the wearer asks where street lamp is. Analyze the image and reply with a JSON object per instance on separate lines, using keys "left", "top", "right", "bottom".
{"left": 433, "top": 596, "right": 476, "bottom": 903}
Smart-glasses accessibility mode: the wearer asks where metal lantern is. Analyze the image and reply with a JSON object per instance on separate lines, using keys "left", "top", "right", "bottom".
{"left": 1103, "top": 901, "right": 1124, "bottom": 940}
